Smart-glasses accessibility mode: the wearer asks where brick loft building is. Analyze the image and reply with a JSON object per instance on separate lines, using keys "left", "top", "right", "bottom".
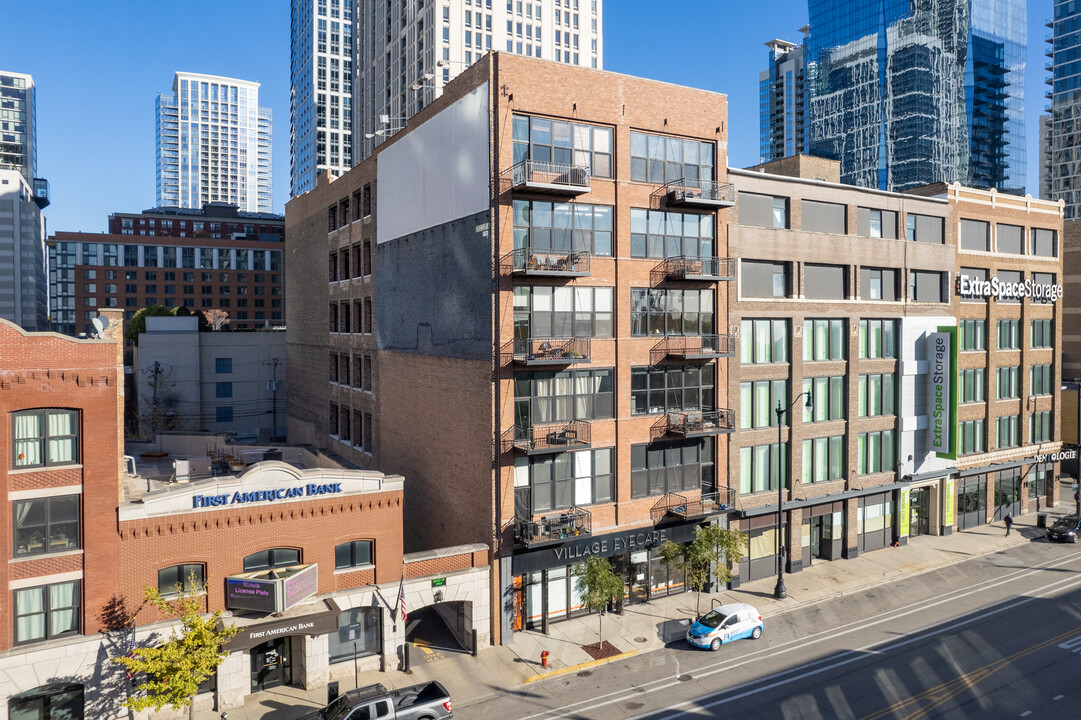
{"left": 48, "top": 203, "right": 285, "bottom": 337}
{"left": 0, "top": 313, "right": 488, "bottom": 718}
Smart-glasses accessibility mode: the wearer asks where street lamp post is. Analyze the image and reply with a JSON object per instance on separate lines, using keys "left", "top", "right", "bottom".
{"left": 774, "top": 391, "right": 813, "bottom": 600}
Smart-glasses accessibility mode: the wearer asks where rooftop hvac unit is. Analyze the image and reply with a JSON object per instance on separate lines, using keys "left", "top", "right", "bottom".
{"left": 174, "top": 457, "right": 212, "bottom": 481}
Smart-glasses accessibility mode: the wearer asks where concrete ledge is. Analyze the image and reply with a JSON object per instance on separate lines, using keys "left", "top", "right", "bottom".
{"left": 523, "top": 649, "right": 638, "bottom": 684}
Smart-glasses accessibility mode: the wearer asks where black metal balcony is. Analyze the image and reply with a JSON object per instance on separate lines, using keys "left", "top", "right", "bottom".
{"left": 654, "top": 255, "right": 734, "bottom": 282}
{"left": 501, "top": 337, "right": 591, "bottom": 366}
{"left": 649, "top": 488, "right": 736, "bottom": 524}
{"left": 505, "top": 160, "right": 590, "bottom": 195}
{"left": 651, "top": 410, "right": 734, "bottom": 440}
{"left": 503, "top": 248, "right": 591, "bottom": 277}
{"left": 664, "top": 179, "right": 735, "bottom": 208}
{"left": 504, "top": 420, "right": 591, "bottom": 455}
{"left": 649, "top": 335, "right": 736, "bottom": 363}
{"left": 515, "top": 507, "right": 592, "bottom": 547}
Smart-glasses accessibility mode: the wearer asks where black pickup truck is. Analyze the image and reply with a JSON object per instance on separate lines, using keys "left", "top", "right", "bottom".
{"left": 299, "top": 681, "right": 453, "bottom": 720}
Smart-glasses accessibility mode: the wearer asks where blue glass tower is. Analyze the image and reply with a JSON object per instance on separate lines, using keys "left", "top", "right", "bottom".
{"left": 1047, "top": 1, "right": 1081, "bottom": 218}
{"left": 785, "top": 0, "right": 1027, "bottom": 193}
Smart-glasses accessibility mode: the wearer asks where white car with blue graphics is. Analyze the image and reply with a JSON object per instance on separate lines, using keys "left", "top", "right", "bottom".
{"left": 686, "top": 602, "right": 763, "bottom": 651}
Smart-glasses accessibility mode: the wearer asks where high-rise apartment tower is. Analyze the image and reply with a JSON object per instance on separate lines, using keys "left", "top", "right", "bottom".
{"left": 1046, "top": 2, "right": 1081, "bottom": 218}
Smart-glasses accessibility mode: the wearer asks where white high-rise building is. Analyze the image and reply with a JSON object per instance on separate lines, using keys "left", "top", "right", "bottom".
{"left": 351, "top": 0, "right": 603, "bottom": 161}
{"left": 156, "top": 72, "right": 273, "bottom": 213}
{"left": 290, "top": 0, "right": 354, "bottom": 197}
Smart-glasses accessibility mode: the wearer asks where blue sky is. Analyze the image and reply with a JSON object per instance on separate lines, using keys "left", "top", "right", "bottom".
{"left": 0, "top": 1, "right": 1050, "bottom": 233}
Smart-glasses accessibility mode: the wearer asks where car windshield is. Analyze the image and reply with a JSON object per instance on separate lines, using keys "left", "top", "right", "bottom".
{"left": 322, "top": 696, "right": 351, "bottom": 720}
{"left": 697, "top": 609, "right": 728, "bottom": 629}
{"left": 1054, "top": 515, "right": 1080, "bottom": 529}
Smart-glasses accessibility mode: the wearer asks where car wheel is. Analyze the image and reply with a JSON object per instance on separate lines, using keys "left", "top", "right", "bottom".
{"left": 1071, "top": 536, "right": 1079, "bottom": 544}
{"left": 710, "top": 637, "right": 721, "bottom": 651}
{"left": 752, "top": 626, "right": 762, "bottom": 640}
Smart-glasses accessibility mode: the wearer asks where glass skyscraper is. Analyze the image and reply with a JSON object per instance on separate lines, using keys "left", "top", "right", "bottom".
{"left": 1046, "top": 1, "right": 1081, "bottom": 218}
{"left": 765, "top": 0, "right": 1026, "bottom": 193}
{"left": 759, "top": 35, "right": 808, "bottom": 164}
{"left": 156, "top": 72, "right": 273, "bottom": 213}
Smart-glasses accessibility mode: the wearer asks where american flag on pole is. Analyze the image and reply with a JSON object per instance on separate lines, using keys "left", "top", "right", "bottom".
{"left": 397, "top": 576, "right": 408, "bottom": 623}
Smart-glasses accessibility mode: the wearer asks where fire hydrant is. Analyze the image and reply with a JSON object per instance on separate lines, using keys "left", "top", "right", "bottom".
{"left": 540, "top": 650, "right": 550, "bottom": 668}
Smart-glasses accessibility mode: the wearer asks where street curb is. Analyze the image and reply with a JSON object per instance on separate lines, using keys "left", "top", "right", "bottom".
{"left": 522, "top": 649, "right": 638, "bottom": 683}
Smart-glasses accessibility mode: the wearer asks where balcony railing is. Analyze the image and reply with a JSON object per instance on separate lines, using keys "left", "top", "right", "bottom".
{"left": 503, "top": 248, "right": 591, "bottom": 277}
{"left": 650, "top": 335, "right": 736, "bottom": 363}
{"left": 504, "top": 420, "right": 592, "bottom": 455}
{"left": 501, "top": 337, "right": 591, "bottom": 366}
{"left": 651, "top": 409, "right": 734, "bottom": 440}
{"left": 664, "top": 179, "right": 736, "bottom": 208}
{"left": 515, "top": 506, "right": 592, "bottom": 546}
{"left": 654, "top": 256, "right": 735, "bottom": 282}
{"left": 505, "top": 160, "right": 591, "bottom": 195}
{"left": 649, "top": 488, "right": 736, "bottom": 524}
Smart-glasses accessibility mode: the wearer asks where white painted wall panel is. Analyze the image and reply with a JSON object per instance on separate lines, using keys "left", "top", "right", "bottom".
{"left": 377, "top": 83, "right": 490, "bottom": 244}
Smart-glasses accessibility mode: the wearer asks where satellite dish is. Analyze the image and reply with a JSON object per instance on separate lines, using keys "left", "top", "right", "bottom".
{"left": 91, "top": 315, "right": 111, "bottom": 339}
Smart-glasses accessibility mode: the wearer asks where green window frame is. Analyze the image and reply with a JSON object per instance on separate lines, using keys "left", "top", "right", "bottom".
{"left": 960, "top": 419, "right": 986, "bottom": 455}
{"left": 802, "top": 435, "right": 844, "bottom": 484}
{"left": 802, "top": 376, "right": 845, "bottom": 422}
{"left": 859, "top": 319, "right": 897, "bottom": 359}
{"left": 959, "top": 319, "right": 986, "bottom": 351}
{"left": 739, "top": 379, "right": 788, "bottom": 429}
{"left": 857, "top": 430, "right": 895, "bottom": 475}
{"left": 738, "top": 442, "right": 788, "bottom": 494}
{"left": 803, "top": 319, "right": 845, "bottom": 361}
{"left": 740, "top": 318, "right": 789, "bottom": 364}
{"left": 959, "top": 368, "right": 986, "bottom": 403}
{"left": 858, "top": 374, "right": 895, "bottom": 417}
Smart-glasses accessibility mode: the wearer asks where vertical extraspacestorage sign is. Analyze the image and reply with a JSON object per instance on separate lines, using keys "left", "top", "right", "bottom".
{"left": 927, "top": 326, "right": 958, "bottom": 459}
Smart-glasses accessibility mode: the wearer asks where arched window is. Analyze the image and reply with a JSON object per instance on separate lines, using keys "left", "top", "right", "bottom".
{"left": 157, "top": 563, "right": 206, "bottom": 596}
{"left": 243, "top": 548, "right": 300, "bottom": 572}
{"left": 9, "top": 683, "right": 84, "bottom": 719}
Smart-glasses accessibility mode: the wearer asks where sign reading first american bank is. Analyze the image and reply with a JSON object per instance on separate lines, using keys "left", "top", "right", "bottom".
{"left": 192, "top": 483, "right": 343, "bottom": 509}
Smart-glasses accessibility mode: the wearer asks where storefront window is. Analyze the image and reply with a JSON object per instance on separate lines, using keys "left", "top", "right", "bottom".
{"left": 9, "top": 683, "right": 84, "bottom": 720}
{"left": 328, "top": 607, "right": 381, "bottom": 664}
{"left": 649, "top": 545, "right": 685, "bottom": 598}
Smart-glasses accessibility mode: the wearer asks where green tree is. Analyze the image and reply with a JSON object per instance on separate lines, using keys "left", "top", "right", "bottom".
{"left": 115, "top": 579, "right": 239, "bottom": 720}
{"left": 573, "top": 556, "right": 625, "bottom": 645}
{"left": 660, "top": 523, "right": 747, "bottom": 616}
{"left": 125, "top": 305, "right": 209, "bottom": 345}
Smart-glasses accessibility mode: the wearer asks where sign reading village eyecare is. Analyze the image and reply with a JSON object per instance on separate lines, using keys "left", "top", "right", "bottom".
{"left": 927, "top": 327, "right": 958, "bottom": 459}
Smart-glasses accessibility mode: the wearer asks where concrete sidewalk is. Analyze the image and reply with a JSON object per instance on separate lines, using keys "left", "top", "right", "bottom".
{"left": 197, "top": 510, "right": 1059, "bottom": 719}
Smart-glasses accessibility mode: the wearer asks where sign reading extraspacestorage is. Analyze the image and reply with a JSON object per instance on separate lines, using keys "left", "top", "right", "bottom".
{"left": 191, "top": 483, "right": 342, "bottom": 509}
{"left": 927, "top": 328, "right": 958, "bottom": 459}
{"left": 958, "top": 274, "right": 1063, "bottom": 303}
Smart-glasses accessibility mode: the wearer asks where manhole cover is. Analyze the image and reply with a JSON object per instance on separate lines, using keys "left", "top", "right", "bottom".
{"left": 677, "top": 674, "right": 693, "bottom": 682}
{"left": 635, "top": 636, "right": 648, "bottom": 643}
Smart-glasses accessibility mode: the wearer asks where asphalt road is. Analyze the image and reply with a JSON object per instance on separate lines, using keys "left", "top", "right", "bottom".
{"left": 463, "top": 532, "right": 1081, "bottom": 720}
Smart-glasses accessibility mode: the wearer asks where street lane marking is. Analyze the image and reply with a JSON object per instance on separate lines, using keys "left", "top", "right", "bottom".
{"left": 517, "top": 549, "right": 1081, "bottom": 720}
{"left": 1054, "top": 694, "right": 1064, "bottom": 700}
{"left": 1021, "top": 711, "right": 1032, "bottom": 717}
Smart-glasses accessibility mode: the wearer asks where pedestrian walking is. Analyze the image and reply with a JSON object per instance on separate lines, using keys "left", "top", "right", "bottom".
{"left": 1004, "top": 513, "right": 1014, "bottom": 537}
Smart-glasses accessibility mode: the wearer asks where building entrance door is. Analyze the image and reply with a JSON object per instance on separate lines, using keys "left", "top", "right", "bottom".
{"left": 995, "top": 474, "right": 1022, "bottom": 521}
{"left": 250, "top": 637, "right": 291, "bottom": 693}
{"left": 910, "top": 487, "right": 931, "bottom": 537}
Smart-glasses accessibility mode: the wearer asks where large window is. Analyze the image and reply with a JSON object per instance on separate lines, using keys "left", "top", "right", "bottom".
{"left": 738, "top": 193, "right": 788, "bottom": 229}
{"left": 632, "top": 365, "right": 715, "bottom": 416}
{"left": 803, "top": 319, "right": 845, "bottom": 361}
{"left": 739, "top": 443, "right": 788, "bottom": 494}
{"left": 629, "top": 208, "right": 714, "bottom": 259}
{"left": 959, "top": 319, "right": 986, "bottom": 351}
{"left": 996, "top": 319, "right": 1020, "bottom": 349}
{"left": 860, "top": 268, "right": 898, "bottom": 301}
{"left": 514, "top": 369, "right": 614, "bottom": 426}
{"left": 1030, "top": 411, "right": 1053, "bottom": 443}
{"left": 329, "top": 607, "right": 382, "bottom": 664}
{"left": 740, "top": 319, "right": 789, "bottom": 364}
{"left": 996, "top": 366, "right": 1020, "bottom": 400}
{"left": 995, "top": 414, "right": 1020, "bottom": 449}
{"left": 960, "top": 267, "right": 987, "bottom": 303}
{"left": 997, "top": 270, "right": 1023, "bottom": 304}
{"left": 631, "top": 439, "right": 713, "bottom": 499}
{"left": 1031, "top": 319, "right": 1053, "bottom": 348}
{"left": 910, "top": 270, "right": 946, "bottom": 303}
{"left": 242, "top": 548, "right": 301, "bottom": 572}
{"left": 906, "top": 213, "right": 944, "bottom": 243}
{"left": 960, "top": 419, "right": 986, "bottom": 455}
{"left": 13, "top": 409, "right": 79, "bottom": 469}
{"left": 804, "top": 264, "right": 847, "bottom": 300}
{"left": 525, "top": 448, "right": 613, "bottom": 510}
{"left": 997, "top": 224, "right": 1023, "bottom": 254}
{"left": 157, "top": 564, "right": 206, "bottom": 596}
{"left": 739, "top": 380, "right": 788, "bottom": 429}
{"left": 1032, "top": 272, "right": 1057, "bottom": 305}
{"left": 858, "top": 207, "right": 898, "bottom": 238}
{"left": 801, "top": 200, "right": 846, "bottom": 234}
{"left": 741, "top": 260, "right": 789, "bottom": 298}
{"left": 857, "top": 430, "right": 895, "bottom": 474}
{"left": 802, "top": 376, "right": 845, "bottom": 422}
{"left": 513, "top": 200, "right": 613, "bottom": 256}
{"left": 335, "top": 540, "right": 374, "bottom": 570}
{"left": 802, "top": 436, "right": 844, "bottom": 484}
{"left": 859, "top": 374, "right": 895, "bottom": 417}
{"left": 859, "top": 319, "right": 897, "bottom": 359}
{"left": 9, "top": 684, "right": 84, "bottom": 720}
{"left": 14, "top": 495, "right": 80, "bottom": 557}
{"left": 1031, "top": 364, "right": 1053, "bottom": 396}
{"left": 1032, "top": 228, "right": 1057, "bottom": 257}
{"left": 14, "top": 580, "right": 80, "bottom": 644}
{"left": 630, "top": 289, "right": 714, "bottom": 336}
{"left": 513, "top": 115, "right": 612, "bottom": 178}
{"left": 959, "top": 219, "right": 990, "bottom": 251}
{"left": 960, "top": 368, "right": 986, "bottom": 403}
{"left": 629, "top": 131, "right": 714, "bottom": 184}
{"left": 514, "top": 286, "right": 613, "bottom": 338}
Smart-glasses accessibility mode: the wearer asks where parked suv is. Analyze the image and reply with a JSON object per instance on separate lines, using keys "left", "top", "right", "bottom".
{"left": 1047, "top": 514, "right": 1081, "bottom": 543}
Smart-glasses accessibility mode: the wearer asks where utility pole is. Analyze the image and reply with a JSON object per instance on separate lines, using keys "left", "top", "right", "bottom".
{"left": 264, "top": 358, "right": 282, "bottom": 441}
{"left": 141, "top": 361, "right": 169, "bottom": 431}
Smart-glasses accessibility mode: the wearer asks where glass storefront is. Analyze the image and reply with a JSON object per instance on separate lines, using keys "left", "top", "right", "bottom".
{"left": 857, "top": 492, "right": 894, "bottom": 552}
{"left": 958, "top": 476, "right": 987, "bottom": 530}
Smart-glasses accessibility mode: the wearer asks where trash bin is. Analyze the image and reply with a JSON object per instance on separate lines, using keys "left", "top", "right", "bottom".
{"left": 1038, "top": 513, "right": 1048, "bottom": 529}
{"left": 328, "top": 681, "right": 340, "bottom": 705}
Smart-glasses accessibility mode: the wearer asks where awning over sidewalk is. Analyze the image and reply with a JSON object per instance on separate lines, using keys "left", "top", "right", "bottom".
{"left": 738, "top": 480, "right": 910, "bottom": 518}
{"left": 222, "top": 598, "right": 341, "bottom": 651}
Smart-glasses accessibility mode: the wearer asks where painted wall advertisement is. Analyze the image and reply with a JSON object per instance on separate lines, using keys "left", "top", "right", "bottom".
{"left": 927, "top": 327, "right": 958, "bottom": 459}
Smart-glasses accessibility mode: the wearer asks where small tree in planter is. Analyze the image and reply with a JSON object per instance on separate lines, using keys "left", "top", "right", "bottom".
{"left": 659, "top": 523, "right": 746, "bottom": 617}
{"left": 573, "top": 556, "right": 625, "bottom": 647}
